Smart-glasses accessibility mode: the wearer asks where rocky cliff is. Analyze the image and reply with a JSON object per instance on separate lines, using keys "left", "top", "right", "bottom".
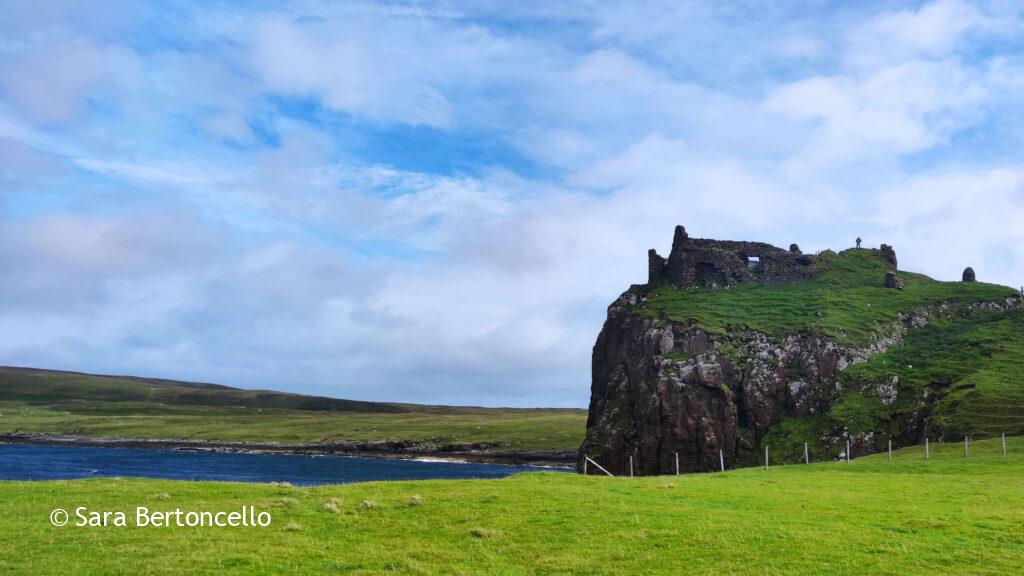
{"left": 579, "top": 226, "right": 1022, "bottom": 475}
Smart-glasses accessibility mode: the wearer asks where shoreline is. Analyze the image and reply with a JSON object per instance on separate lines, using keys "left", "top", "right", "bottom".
{"left": 0, "top": 433, "right": 576, "bottom": 468}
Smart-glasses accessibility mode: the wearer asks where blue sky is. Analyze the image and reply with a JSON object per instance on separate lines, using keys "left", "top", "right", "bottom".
{"left": 1, "top": 0, "right": 1023, "bottom": 407}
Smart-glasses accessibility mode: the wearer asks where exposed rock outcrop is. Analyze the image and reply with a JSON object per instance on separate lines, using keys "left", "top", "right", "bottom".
{"left": 884, "top": 271, "right": 905, "bottom": 290}
{"left": 578, "top": 305, "right": 895, "bottom": 475}
{"left": 879, "top": 244, "right": 898, "bottom": 269}
{"left": 579, "top": 226, "right": 1019, "bottom": 476}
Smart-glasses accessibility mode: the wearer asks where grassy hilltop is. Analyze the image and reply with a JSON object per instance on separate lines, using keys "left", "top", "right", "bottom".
{"left": 3, "top": 437, "right": 1023, "bottom": 575}
{"left": 639, "top": 249, "right": 1024, "bottom": 459}
{"left": 641, "top": 249, "right": 1017, "bottom": 345}
{"left": 0, "top": 368, "right": 585, "bottom": 453}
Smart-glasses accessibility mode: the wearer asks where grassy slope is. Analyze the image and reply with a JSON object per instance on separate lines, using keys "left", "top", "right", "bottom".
{"left": 640, "top": 249, "right": 1024, "bottom": 451}
{"left": 3, "top": 437, "right": 1023, "bottom": 575}
{"left": 641, "top": 249, "right": 1015, "bottom": 346}
{"left": 0, "top": 368, "right": 585, "bottom": 452}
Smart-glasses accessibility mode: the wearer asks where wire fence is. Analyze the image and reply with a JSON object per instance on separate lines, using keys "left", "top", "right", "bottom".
{"left": 582, "top": 433, "right": 1022, "bottom": 477}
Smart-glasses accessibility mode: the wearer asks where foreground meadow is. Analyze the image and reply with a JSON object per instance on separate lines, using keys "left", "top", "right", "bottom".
{"left": 2, "top": 437, "right": 1023, "bottom": 575}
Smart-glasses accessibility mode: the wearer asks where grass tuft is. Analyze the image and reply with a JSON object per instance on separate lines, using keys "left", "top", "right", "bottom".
{"left": 274, "top": 497, "right": 299, "bottom": 508}
{"left": 322, "top": 498, "right": 341, "bottom": 513}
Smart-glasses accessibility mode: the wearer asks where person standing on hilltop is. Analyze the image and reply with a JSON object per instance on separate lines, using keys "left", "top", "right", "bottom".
{"left": 856, "top": 237, "right": 862, "bottom": 248}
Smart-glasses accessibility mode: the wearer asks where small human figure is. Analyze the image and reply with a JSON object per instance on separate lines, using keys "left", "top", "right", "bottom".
{"left": 856, "top": 236, "right": 862, "bottom": 248}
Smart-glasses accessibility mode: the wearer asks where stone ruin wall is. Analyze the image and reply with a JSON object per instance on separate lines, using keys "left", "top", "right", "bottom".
{"left": 647, "top": 225, "right": 817, "bottom": 288}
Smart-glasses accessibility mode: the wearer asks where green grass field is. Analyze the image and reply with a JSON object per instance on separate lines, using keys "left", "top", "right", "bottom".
{"left": 0, "top": 401, "right": 584, "bottom": 452}
{"left": 2, "top": 436, "right": 1022, "bottom": 575}
{"left": 0, "top": 368, "right": 585, "bottom": 453}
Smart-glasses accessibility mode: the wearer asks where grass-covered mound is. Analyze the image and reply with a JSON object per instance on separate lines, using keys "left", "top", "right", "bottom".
{"left": 3, "top": 437, "right": 1022, "bottom": 574}
{"left": 0, "top": 368, "right": 585, "bottom": 453}
{"left": 640, "top": 249, "right": 1015, "bottom": 346}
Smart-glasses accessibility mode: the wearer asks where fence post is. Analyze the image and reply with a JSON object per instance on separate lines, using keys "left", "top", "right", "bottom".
{"left": 719, "top": 449, "right": 725, "bottom": 472}
{"left": 1003, "top": 433, "right": 1007, "bottom": 456}
{"left": 964, "top": 436, "right": 968, "bottom": 458}
{"left": 629, "top": 455, "right": 634, "bottom": 478}
{"left": 804, "top": 442, "right": 809, "bottom": 464}
{"left": 764, "top": 445, "right": 769, "bottom": 471}
{"left": 888, "top": 439, "right": 892, "bottom": 463}
{"left": 583, "top": 457, "right": 587, "bottom": 475}
{"left": 675, "top": 452, "right": 679, "bottom": 476}
{"left": 846, "top": 439, "right": 851, "bottom": 463}
{"left": 925, "top": 438, "right": 929, "bottom": 460}
{"left": 585, "top": 456, "right": 614, "bottom": 477}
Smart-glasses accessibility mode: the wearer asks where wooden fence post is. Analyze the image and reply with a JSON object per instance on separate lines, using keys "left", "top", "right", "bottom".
{"left": 764, "top": 445, "right": 769, "bottom": 471}
{"left": 804, "top": 442, "right": 809, "bottom": 464}
{"left": 675, "top": 452, "right": 679, "bottom": 476}
{"left": 719, "top": 449, "right": 725, "bottom": 472}
{"left": 846, "top": 439, "right": 851, "bottom": 463}
{"left": 1003, "top": 433, "right": 1007, "bottom": 456}
{"left": 964, "top": 436, "right": 968, "bottom": 458}
{"left": 583, "top": 457, "right": 587, "bottom": 475}
{"left": 629, "top": 455, "right": 634, "bottom": 478}
{"left": 925, "top": 438, "right": 929, "bottom": 460}
{"left": 888, "top": 439, "right": 892, "bottom": 463}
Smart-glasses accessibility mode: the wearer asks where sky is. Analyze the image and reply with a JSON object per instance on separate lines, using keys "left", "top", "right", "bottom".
{"left": 1, "top": 0, "right": 1023, "bottom": 407}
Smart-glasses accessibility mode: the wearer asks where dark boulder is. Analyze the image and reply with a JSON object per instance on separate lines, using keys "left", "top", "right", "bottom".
{"left": 962, "top": 267, "right": 976, "bottom": 282}
{"left": 884, "top": 271, "right": 905, "bottom": 290}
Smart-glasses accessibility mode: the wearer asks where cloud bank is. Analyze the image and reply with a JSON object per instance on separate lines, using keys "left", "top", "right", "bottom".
{"left": 1, "top": 0, "right": 1022, "bottom": 406}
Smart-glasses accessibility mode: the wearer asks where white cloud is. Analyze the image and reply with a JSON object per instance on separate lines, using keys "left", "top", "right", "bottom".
{"left": 871, "top": 167, "right": 1024, "bottom": 285}
{"left": 251, "top": 18, "right": 453, "bottom": 127}
{"left": 0, "top": 35, "right": 140, "bottom": 123}
{"left": 845, "top": 0, "right": 993, "bottom": 70}
{"left": 762, "top": 51, "right": 990, "bottom": 182}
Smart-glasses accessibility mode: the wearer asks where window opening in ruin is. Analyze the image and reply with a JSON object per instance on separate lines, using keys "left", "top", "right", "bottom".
{"left": 747, "top": 256, "right": 762, "bottom": 272}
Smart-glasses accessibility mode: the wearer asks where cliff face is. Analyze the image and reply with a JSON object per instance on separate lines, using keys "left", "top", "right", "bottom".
{"left": 579, "top": 226, "right": 1022, "bottom": 475}
{"left": 579, "top": 294, "right": 902, "bottom": 475}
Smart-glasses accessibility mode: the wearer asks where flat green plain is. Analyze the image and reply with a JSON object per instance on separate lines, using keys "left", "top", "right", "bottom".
{"left": 0, "top": 367, "right": 585, "bottom": 452}
{"left": 0, "top": 401, "right": 584, "bottom": 452}
{"left": 2, "top": 437, "right": 1022, "bottom": 575}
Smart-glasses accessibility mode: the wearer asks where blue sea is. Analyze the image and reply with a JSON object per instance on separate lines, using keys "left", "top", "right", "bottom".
{"left": 0, "top": 444, "right": 569, "bottom": 485}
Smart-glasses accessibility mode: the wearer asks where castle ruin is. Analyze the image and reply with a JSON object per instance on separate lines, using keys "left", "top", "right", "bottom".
{"left": 646, "top": 225, "right": 818, "bottom": 288}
